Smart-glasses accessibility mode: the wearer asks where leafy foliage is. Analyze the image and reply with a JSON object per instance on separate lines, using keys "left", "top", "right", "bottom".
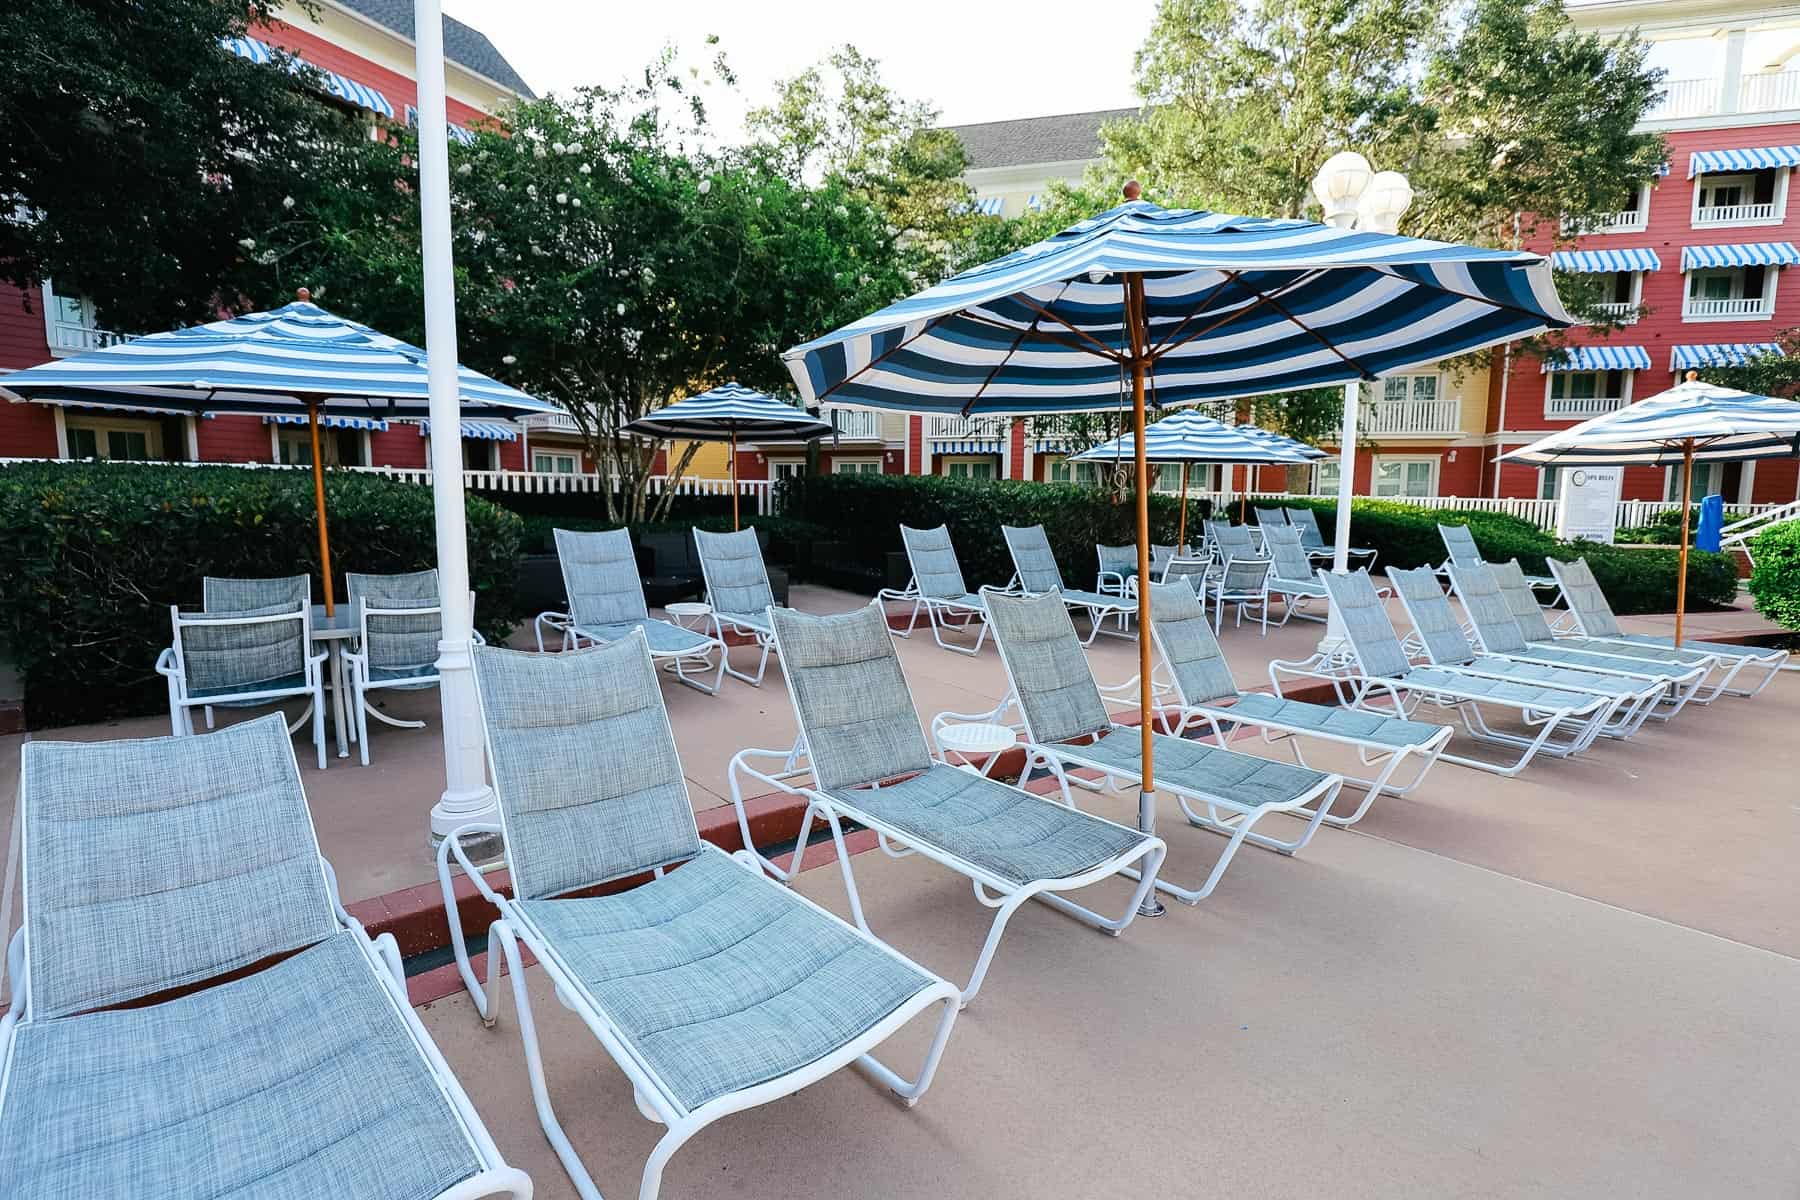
{"left": 1747, "top": 520, "right": 1800, "bottom": 631}
{"left": 1684, "top": 330, "right": 1800, "bottom": 398}
{"left": 0, "top": 463, "right": 522, "bottom": 726}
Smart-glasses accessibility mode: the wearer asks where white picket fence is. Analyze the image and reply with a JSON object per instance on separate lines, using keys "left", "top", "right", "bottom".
{"left": 351, "top": 465, "right": 776, "bottom": 513}
{"left": 1185, "top": 488, "right": 1785, "bottom": 533}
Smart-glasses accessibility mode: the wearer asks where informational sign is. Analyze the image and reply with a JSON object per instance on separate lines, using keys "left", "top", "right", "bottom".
{"left": 1554, "top": 466, "right": 1623, "bottom": 544}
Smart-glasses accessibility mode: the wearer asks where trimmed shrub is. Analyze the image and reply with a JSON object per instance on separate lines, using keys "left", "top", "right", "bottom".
{"left": 513, "top": 511, "right": 834, "bottom": 557}
{"left": 0, "top": 462, "right": 523, "bottom": 727}
{"left": 1747, "top": 520, "right": 1800, "bottom": 630}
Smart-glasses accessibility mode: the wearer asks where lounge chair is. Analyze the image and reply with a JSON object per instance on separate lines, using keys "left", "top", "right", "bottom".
{"left": 1144, "top": 581, "right": 1451, "bottom": 827}
{"left": 693, "top": 526, "right": 785, "bottom": 684}
{"left": 1436, "top": 522, "right": 1555, "bottom": 591}
{"left": 155, "top": 597, "right": 329, "bottom": 769}
{"left": 1443, "top": 561, "right": 1708, "bottom": 720}
{"left": 729, "top": 602, "right": 1166, "bottom": 1006}
{"left": 344, "top": 568, "right": 450, "bottom": 764}
{"left": 1282, "top": 569, "right": 1620, "bottom": 776}
{"left": 441, "top": 636, "right": 962, "bottom": 1199}
{"left": 1387, "top": 565, "right": 1670, "bottom": 736}
{"left": 879, "top": 523, "right": 991, "bottom": 655}
{"left": 537, "top": 527, "right": 726, "bottom": 693}
{"left": 976, "top": 587, "right": 1343, "bottom": 905}
{"left": 1252, "top": 505, "right": 1291, "bottom": 539}
{"left": 1, "top": 714, "right": 530, "bottom": 1200}
{"left": 1547, "top": 556, "right": 1790, "bottom": 699}
{"left": 1002, "top": 523, "right": 1136, "bottom": 643}
{"left": 1202, "top": 551, "right": 1274, "bottom": 635}
{"left": 1204, "top": 519, "right": 1257, "bottom": 562}
{"left": 1261, "top": 524, "right": 1332, "bottom": 624}
{"left": 1286, "top": 505, "right": 1377, "bottom": 568}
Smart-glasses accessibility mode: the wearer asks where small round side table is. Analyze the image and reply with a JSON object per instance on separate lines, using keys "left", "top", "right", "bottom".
{"left": 665, "top": 601, "right": 712, "bottom": 631}
{"left": 936, "top": 722, "right": 1018, "bottom": 777}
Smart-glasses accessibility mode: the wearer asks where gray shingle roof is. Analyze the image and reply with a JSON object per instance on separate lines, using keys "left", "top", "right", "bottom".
{"left": 943, "top": 107, "right": 1139, "bottom": 170}
{"left": 330, "top": 0, "right": 535, "bottom": 98}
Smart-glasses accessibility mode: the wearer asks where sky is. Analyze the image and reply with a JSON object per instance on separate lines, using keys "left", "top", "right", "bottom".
{"left": 442, "top": 0, "right": 1159, "bottom": 138}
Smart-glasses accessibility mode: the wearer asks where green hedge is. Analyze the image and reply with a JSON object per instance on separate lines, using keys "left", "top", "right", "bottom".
{"left": 0, "top": 463, "right": 523, "bottom": 727}
{"left": 776, "top": 475, "right": 1736, "bottom": 615}
{"left": 513, "top": 512, "right": 835, "bottom": 556}
{"left": 1747, "top": 520, "right": 1800, "bottom": 630}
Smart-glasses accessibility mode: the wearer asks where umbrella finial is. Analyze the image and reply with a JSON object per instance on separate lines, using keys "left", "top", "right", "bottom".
{"left": 295, "top": 287, "right": 312, "bottom": 303}
{"left": 1123, "top": 179, "right": 1142, "bottom": 201}
{"left": 1684, "top": 369, "right": 1699, "bottom": 383}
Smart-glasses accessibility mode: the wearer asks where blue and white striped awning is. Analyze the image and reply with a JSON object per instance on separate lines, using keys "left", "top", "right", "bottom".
{"left": 421, "top": 418, "right": 517, "bottom": 441}
{"left": 783, "top": 199, "right": 1571, "bottom": 415}
{"left": 1499, "top": 379, "right": 1800, "bottom": 467}
{"left": 620, "top": 383, "right": 832, "bottom": 442}
{"left": 0, "top": 299, "right": 556, "bottom": 423}
{"left": 1653, "top": 161, "right": 1672, "bottom": 177}
{"left": 1670, "top": 343, "right": 1786, "bottom": 370}
{"left": 1026, "top": 194, "right": 1045, "bottom": 211}
{"left": 1542, "top": 345, "right": 1652, "bottom": 373}
{"left": 1688, "top": 145, "right": 1800, "bottom": 178}
{"left": 1551, "top": 248, "right": 1661, "bottom": 273}
{"left": 1071, "top": 409, "right": 1318, "bottom": 466}
{"left": 265, "top": 412, "right": 389, "bottom": 431}
{"left": 404, "top": 105, "right": 476, "bottom": 145}
{"left": 1682, "top": 242, "right": 1800, "bottom": 270}
{"left": 973, "top": 197, "right": 1004, "bottom": 217}
{"left": 221, "top": 36, "right": 395, "bottom": 119}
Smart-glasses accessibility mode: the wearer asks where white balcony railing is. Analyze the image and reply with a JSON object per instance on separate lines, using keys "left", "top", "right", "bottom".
{"left": 1647, "top": 76, "right": 1721, "bottom": 121}
{"left": 1361, "top": 397, "right": 1460, "bottom": 436}
{"left": 48, "top": 319, "right": 130, "bottom": 355}
{"left": 1546, "top": 394, "right": 1629, "bottom": 420}
{"left": 1587, "top": 301, "right": 1638, "bottom": 323}
{"left": 1741, "top": 68, "right": 1800, "bottom": 114}
{"left": 927, "top": 414, "right": 1011, "bottom": 443}
{"left": 1684, "top": 296, "right": 1774, "bottom": 319}
{"left": 518, "top": 411, "right": 581, "bottom": 435}
{"left": 1695, "top": 202, "right": 1779, "bottom": 225}
{"left": 1642, "top": 69, "right": 1800, "bottom": 122}
{"left": 1570, "top": 208, "right": 1648, "bottom": 235}
{"left": 820, "top": 406, "right": 885, "bottom": 441}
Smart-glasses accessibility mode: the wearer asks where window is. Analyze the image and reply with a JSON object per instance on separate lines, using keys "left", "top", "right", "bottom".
{"left": 1312, "top": 460, "right": 1341, "bottom": 496}
{"left": 1665, "top": 461, "right": 1724, "bottom": 502}
{"left": 1697, "top": 174, "right": 1751, "bottom": 211}
{"left": 1381, "top": 374, "right": 1439, "bottom": 406}
{"left": 945, "top": 459, "right": 995, "bottom": 480}
{"left": 1539, "top": 469, "right": 1560, "bottom": 501}
{"left": 831, "top": 459, "right": 881, "bottom": 475}
{"left": 1549, "top": 370, "right": 1625, "bottom": 403}
{"left": 1047, "top": 455, "right": 1104, "bottom": 486}
{"left": 278, "top": 427, "right": 365, "bottom": 467}
{"left": 769, "top": 460, "right": 806, "bottom": 481}
{"left": 66, "top": 417, "right": 162, "bottom": 461}
{"left": 1371, "top": 457, "right": 1436, "bottom": 498}
{"left": 532, "top": 451, "right": 579, "bottom": 474}
{"left": 1693, "top": 170, "right": 1780, "bottom": 225}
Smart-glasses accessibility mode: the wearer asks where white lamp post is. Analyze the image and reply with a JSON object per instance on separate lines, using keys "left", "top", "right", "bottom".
{"left": 414, "top": 0, "right": 498, "bottom": 843}
{"left": 1310, "top": 155, "right": 1413, "bottom": 651}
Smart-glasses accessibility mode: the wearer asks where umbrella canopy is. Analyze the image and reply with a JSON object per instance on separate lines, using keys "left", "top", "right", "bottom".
{"left": 1070, "top": 409, "right": 1314, "bottom": 466}
{"left": 622, "top": 383, "right": 832, "bottom": 529}
{"left": 782, "top": 192, "right": 1571, "bottom": 901}
{"left": 1499, "top": 376, "right": 1800, "bottom": 644}
{"left": 1233, "top": 422, "right": 1328, "bottom": 461}
{"left": 0, "top": 293, "right": 556, "bottom": 613}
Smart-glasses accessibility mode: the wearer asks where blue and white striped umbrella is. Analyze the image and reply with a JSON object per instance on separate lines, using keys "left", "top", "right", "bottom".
{"left": 782, "top": 198, "right": 1572, "bottom": 415}
{"left": 0, "top": 298, "right": 557, "bottom": 421}
{"left": 622, "top": 383, "right": 832, "bottom": 442}
{"left": 1497, "top": 379, "right": 1800, "bottom": 468}
{"left": 1071, "top": 409, "right": 1315, "bottom": 465}
{"left": 1232, "top": 422, "right": 1328, "bottom": 462}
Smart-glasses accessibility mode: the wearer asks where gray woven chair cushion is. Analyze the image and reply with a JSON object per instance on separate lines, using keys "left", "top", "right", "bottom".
{"left": 1002, "top": 524, "right": 1065, "bottom": 593}
{"left": 1317, "top": 570, "right": 1414, "bottom": 679}
{"left": 1219, "top": 691, "right": 1444, "bottom": 748}
{"left": 180, "top": 602, "right": 309, "bottom": 695}
{"left": 516, "top": 846, "right": 932, "bottom": 1112}
{"left": 1215, "top": 556, "right": 1271, "bottom": 594}
{"left": 1445, "top": 562, "right": 1534, "bottom": 655}
{"left": 1151, "top": 543, "right": 1183, "bottom": 571}
{"left": 203, "top": 575, "right": 309, "bottom": 613}
{"left": 1253, "top": 506, "right": 1289, "bottom": 530}
{"left": 1148, "top": 582, "right": 1239, "bottom": 705}
{"left": 825, "top": 763, "right": 1146, "bottom": 885}
{"left": 1437, "top": 523, "right": 1482, "bottom": 566}
{"left": 983, "top": 590, "right": 1113, "bottom": 745}
{"left": 1207, "top": 521, "right": 1255, "bottom": 554}
{"left": 1488, "top": 560, "right": 1564, "bottom": 642}
{"left": 574, "top": 618, "right": 716, "bottom": 656}
{"left": 1462, "top": 655, "right": 1656, "bottom": 696}
{"left": 1491, "top": 562, "right": 1699, "bottom": 663}
{"left": 21, "top": 714, "right": 336, "bottom": 1019}
{"left": 768, "top": 604, "right": 934, "bottom": 793}
{"left": 901, "top": 524, "right": 971, "bottom": 599}
{"left": 1061, "top": 587, "right": 1136, "bottom": 611}
{"left": 717, "top": 608, "right": 776, "bottom": 635}
{"left": 474, "top": 639, "right": 701, "bottom": 901}
{"left": 1066, "top": 726, "right": 1330, "bottom": 809}
{"left": 1399, "top": 664, "right": 1599, "bottom": 708}
{"left": 695, "top": 527, "right": 776, "bottom": 616}
{"left": 0, "top": 931, "right": 483, "bottom": 1200}
{"left": 1550, "top": 558, "right": 1625, "bottom": 636}
{"left": 555, "top": 527, "right": 650, "bottom": 627}
{"left": 1611, "top": 632, "right": 1783, "bottom": 661}
{"left": 348, "top": 570, "right": 442, "bottom": 675}
{"left": 1097, "top": 544, "right": 1138, "bottom": 576}
{"left": 1284, "top": 508, "right": 1327, "bottom": 549}
{"left": 1389, "top": 566, "right": 1483, "bottom": 663}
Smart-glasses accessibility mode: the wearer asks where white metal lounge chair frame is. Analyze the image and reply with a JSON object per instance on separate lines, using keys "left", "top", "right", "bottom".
{"left": 965, "top": 587, "right": 1344, "bottom": 906}
{"left": 1546, "top": 557, "right": 1789, "bottom": 700}
{"left": 1286, "top": 506, "right": 1377, "bottom": 569}
{"left": 154, "top": 601, "right": 329, "bottom": 770}
{"left": 877, "top": 525, "right": 996, "bottom": 656}
{"left": 1271, "top": 572, "right": 1622, "bottom": 777}
{"left": 727, "top": 603, "right": 1167, "bottom": 1008}
{"left": 439, "top": 637, "right": 961, "bottom": 1200}
{"left": 1002, "top": 524, "right": 1136, "bottom": 645}
{"left": 693, "top": 531, "right": 784, "bottom": 686}
{"left": 2, "top": 734, "right": 532, "bottom": 1200}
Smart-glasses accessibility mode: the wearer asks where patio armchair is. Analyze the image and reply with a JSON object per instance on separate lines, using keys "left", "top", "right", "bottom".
{"left": 878, "top": 523, "right": 992, "bottom": 655}
{"left": 536, "top": 527, "right": 726, "bottom": 694}
{"left": 1388, "top": 565, "right": 1670, "bottom": 737}
{"left": 343, "top": 569, "right": 487, "bottom": 765}
{"left": 1286, "top": 505, "right": 1376, "bottom": 569}
{"left": 439, "top": 636, "right": 960, "bottom": 1200}
{"left": 1144, "top": 581, "right": 1451, "bottom": 827}
{"left": 976, "top": 587, "right": 1343, "bottom": 905}
{"left": 1202, "top": 552, "right": 1274, "bottom": 635}
{"left": 1435, "top": 523, "right": 1555, "bottom": 592}
{"left": 202, "top": 572, "right": 310, "bottom": 612}
{"left": 155, "top": 599, "right": 328, "bottom": 769}
{"left": 1204, "top": 519, "right": 1256, "bottom": 563}
{"left": 693, "top": 526, "right": 786, "bottom": 685}
{"left": 1547, "top": 557, "right": 1789, "bottom": 699}
{"left": 1001, "top": 523, "right": 1136, "bottom": 643}
{"left": 728, "top": 602, "right": 1166, "bottom": 1006}
{"left": 1277, "top": 569, "right": 1620, "bottom": 776}
{"left": 1096, "top": 542, "right": 1140, "bottom": 599}
{"left": 0, "top": 714, "right": 530, "bottom": 1200}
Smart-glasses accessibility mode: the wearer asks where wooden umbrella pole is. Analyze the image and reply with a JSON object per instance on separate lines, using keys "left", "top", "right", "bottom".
{"left": 730, "top": 428, "right": 740, "bottom": 531}
{"left": 1126, "top": 273, "right": 1161, "bottom": 909}
{"left": 1675, "top": 438, "right": 1693, "bottom": 647}
{"left": 308, "top": 396, "right": 336, "bottom": 615}
{"left": 1177, "top": 461, "right": 1190, "bottom": 551}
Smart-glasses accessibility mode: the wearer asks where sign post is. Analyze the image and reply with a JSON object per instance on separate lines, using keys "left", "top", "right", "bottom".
{"left": 1553, "top": 466, "right": 1623, "bottom": 544}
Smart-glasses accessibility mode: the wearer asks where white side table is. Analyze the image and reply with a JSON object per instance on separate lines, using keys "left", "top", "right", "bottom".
{"left": 665, "top": 601, "right": 712, "bottom": 631}
{"left": 936, "top": 721, "right": 1018, "bottom": 777}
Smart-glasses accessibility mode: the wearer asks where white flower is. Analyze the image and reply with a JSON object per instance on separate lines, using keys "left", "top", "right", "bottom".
{"left": 501, "top": 354, "right": 517, "bottom": 365}
{"left": 697, "top": 178, "right": 712, "bottom": 195}
{"left": 570, "top": 197, "right": 581, "bottom": 208}
{"left": 526, "top": 184, "right": 539, "bottom": 200}
{"left": 281, "top": 195, "right": 295, "bottom": 210}
{"left": 834, "top": 204, "right": 849, "bottom": 218}
{"left": 556, "top": 192, "right": 568, "bottom": 205}
{"left": 754, "top": 196, "right": 763, "bottom": 206}
{"left": 616, "top": 303, "right": 626, "bottom": 315}
{"left": 238, "top": 237, "right": 256, "bottom": 250}
{"left": 642, "top": 267, "right": 656, "bottom": 286}
{"left": 469, "top": 229, "right": 486, "bottom": 245}
{"left": 533, "top": 146, "right": 546, "bottom": 159}
{"left": 551, "top": 141, "right": 566, "bottom": 154}
{"left": 579, "top": 163, "right": 591, "bottom": 175}
{"left": 456, "top": 162, "right": 472, "bottom": 176}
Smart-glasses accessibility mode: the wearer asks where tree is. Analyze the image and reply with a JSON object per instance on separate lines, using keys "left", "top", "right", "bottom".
{"left": 1686, "top": 332, "right": 1800, "bottom": 399}
{"left": 0, "top": 0, "right": 403, "bottom": 332}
